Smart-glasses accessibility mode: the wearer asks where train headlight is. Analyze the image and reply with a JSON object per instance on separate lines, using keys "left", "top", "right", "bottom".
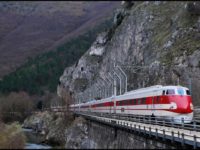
{"left": 170, "top": 102, "right": 177, "bottom": 109}
{"left": 190, "top": 103, "right": 193, "bottom": 110}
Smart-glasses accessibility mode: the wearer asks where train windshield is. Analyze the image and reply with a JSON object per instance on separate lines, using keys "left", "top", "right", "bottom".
{"left": 177, "top": 88, "right": 185, "bottom": 95}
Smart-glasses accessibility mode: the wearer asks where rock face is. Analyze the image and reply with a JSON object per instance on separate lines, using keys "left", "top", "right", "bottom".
{"left": 23, "top": 110, "right": 200, "bottom": 148}
{"left": 58, "top": 1, "right": 200, "bottom": 105}
{"left": 89, "top": 32, "right": 108, "bottom": 56}
{"left": 64, "top": 116, "right": 177, "bottom": 149}
{"left": 24, "top": 112, "right": 170, "bottom": 148}
{"left": 23, "top": 111, "right": 68, "bottom": 146}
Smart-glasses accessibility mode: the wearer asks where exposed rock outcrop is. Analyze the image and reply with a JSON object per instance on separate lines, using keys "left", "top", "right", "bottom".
{"left": 186, "top": 2, "right": 200, "bottom": 15}
{"left": 64, "top": 116, "right": 177, "bottom": 149}
{"left": 23, "top": 111, "right": 68, "bottom": 146}
{"left": 58, "top": 1, "right": 200, "bottom": 105}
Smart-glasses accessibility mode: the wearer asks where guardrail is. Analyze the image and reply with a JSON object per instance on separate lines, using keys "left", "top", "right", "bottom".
{"left": 50, "top": 105, "right": 200, "bottom": 148}
{"left": 75, "top": 112, "right": 200, "bottom": 148}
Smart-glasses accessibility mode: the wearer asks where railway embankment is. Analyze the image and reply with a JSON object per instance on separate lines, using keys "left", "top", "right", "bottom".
{"left": 22, "top": 111, "right": 181, "bottom": 149}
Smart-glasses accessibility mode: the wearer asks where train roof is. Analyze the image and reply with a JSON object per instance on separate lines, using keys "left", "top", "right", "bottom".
{"left": 70, "top": 85, "right": 190, "bottom": 106}
{"left": 162, "top": 85, "right": 189, "bottom": 90}
{"left": 123, "top": 85, "right": 189, "bottom": 95}
{"left": 124, "top": 85, "right": 162, "bottom": 95}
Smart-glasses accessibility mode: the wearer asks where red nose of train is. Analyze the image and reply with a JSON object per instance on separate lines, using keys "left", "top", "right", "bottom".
{"left": 175, "top": 95, "right": 193, "bottom": 113}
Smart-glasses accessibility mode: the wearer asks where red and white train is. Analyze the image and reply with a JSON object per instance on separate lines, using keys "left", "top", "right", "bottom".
{"left": 70, "top": 85, "right": 194, "bottom": 123}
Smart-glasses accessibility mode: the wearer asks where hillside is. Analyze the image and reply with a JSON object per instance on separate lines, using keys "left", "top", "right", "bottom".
{"left": 0, "top": 1, "right": 120, "bottom": 78}
{"left": 58, "top": 1, "right": 200, "bottom": 105}
{"left": 0, "top": 17, "right": 113, "bottom": 95}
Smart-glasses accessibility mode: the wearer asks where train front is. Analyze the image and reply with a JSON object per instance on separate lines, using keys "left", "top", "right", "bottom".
{"left": 167, "top": 86, "right": 193, "bottom": 123}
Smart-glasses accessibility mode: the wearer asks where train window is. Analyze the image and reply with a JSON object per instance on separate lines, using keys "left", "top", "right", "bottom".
{"left": 129, "top": 100, "right": 132, "bottom": 105}
{"left": 177, "top": 88, "right": 184, "bottom": 95}
{"left": 132, "top": 100, "right": 135, "bottom": 105}
{"left": 138, "top": 99, "right": 141, "bottom": 105}
{"left": 142, "top": 98, "right": 146, "bottom": 104}
{"left": 134, "top": 99, "right": 137, "bottom": 105}
{"left": 125, "top": 100, "right": 128, "bottom": 105}
{"left": 123, "top": 101, "right": 126, "bottom": 105}
{"left": 133, "top": 100, "right": 135, "bottom": 105}
{"left": 157, "top": 96, "right": 160, "bottom": 103}
{"left": 166, "top": 89, "right": 175, "bottom": 95}
{"left": 186, "top": 90, "right": 191, "bottom": 95}
{"left": 131, "top": 100, "right": 133, "bottom": 105}
{"left": 162, "top": 90, "right": 165, "bottom": 95}
{"left": 141, "top": 99, "right": 143, "bottom": 104}
{"left": 155, "top": 96, "right": 160, "bottom": 103}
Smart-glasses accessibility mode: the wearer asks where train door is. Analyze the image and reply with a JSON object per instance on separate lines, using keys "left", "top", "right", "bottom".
{"left": 89, "top": 104, "right": 91, "bottom": 112}
{"left": 109, "top": 100, "right": 111, "bottom": 114}
{"left": 111, "top": 96, "right": 116, "bottom": 114}
{"left": 151, "top": 97, "right": 155, "bottom": 115}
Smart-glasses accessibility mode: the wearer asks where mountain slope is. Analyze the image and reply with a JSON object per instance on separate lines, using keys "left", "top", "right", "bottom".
{"left": 0, "top": 18, "right": 113, "bottom": 95}
{"left": 0, "top": 1, "right": 120, "bottom": 78}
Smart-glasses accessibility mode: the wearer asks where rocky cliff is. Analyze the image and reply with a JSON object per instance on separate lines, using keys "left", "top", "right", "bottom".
{"left": 58, "top": 1, "right": 200, "bottom": 105}
{"left": 23, "top": 111, "right": 70, "bottom": 146}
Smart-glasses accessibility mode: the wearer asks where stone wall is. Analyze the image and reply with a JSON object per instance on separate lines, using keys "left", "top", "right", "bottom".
{"left": 65, "top": 116, "right": 185, "bottom": 149}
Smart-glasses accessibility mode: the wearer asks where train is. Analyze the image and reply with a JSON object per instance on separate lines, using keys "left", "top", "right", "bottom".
{"left": 70, "top": 85, "right": 194, "bottom": 123}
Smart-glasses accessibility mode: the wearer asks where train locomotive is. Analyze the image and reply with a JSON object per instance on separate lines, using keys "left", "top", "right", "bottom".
{"left": 70, "top": 85, "right": 194, "bottom": 123}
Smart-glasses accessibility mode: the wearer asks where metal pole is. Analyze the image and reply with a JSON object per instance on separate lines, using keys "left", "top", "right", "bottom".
{"left": 88, "top": 89, "right": 91, "bottom": 101}
{"left": 93, "top": 86, "right": 97, "bottom": 99}
{"left": 116, "top": 65, "right": 127, "bottom": 93}
{"left": 91, "top": 86, "right": 94, "bottom": 100}
{"left": 84, "top": 92, "right": 87, "bottom": 102}
{"left": 98, "top": 81, "right": 105, "bottom": 99}
{"left": 100, "top": 79, "right": 107, "bottom": 98}
{"left": 100, "top": 77, "right": 107, "bottom": 98}
{"left": 105, "top": 75, "right": 113, "bottom": 97}
{"left": 111, "top": 70, "right": 122, "bottom": 95}
{"left": 189, "top": 77, "right": 192, "bottom": 95}
{"left": 78, "top": 95, "right": 80, "bottom": 112}
{"left": 96, "top": 83, "right": 102, "bottom": 99}
{"left": 102, "top": 76, "right": 112, "bottom": 97}
{"left": 108, "top": 73, "right": 115, "bottom": 96}
{"left": 85, "top": 90, "right": 88, "bottom": 102}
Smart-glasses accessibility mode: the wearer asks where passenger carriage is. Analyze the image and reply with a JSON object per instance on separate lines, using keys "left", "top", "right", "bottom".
{"left": 70, "top": 85, "right": 193, "bottom": 123}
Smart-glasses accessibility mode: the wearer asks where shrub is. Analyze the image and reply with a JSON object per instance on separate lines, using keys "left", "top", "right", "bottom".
{"left": 0, "top": 92, "right": 34, "bottom": 122}
{"left": 0, "top": 122, "right": 26, "bottom": 149}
